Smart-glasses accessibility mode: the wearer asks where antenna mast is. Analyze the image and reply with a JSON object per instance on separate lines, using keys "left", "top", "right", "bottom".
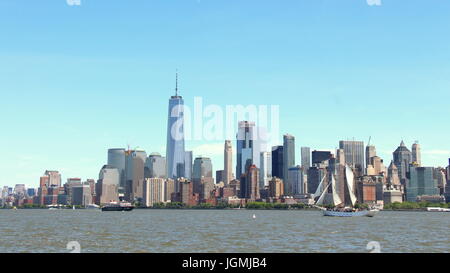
{"left": 175, "top": 69, "right": 178, "bottom": 96}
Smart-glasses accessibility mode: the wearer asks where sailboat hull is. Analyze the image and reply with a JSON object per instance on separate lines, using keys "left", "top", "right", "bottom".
{"left": 323, "top": 209, "right": 378, "bottom": 217}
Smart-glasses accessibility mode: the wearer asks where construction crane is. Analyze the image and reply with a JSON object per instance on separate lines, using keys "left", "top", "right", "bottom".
{"left": 125, "top": 144, "right": 140, "bottom": 156}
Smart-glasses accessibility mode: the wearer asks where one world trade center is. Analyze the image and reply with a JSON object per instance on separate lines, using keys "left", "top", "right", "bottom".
{"left": 166, "top": 73, "right": 185, "bottom": 179}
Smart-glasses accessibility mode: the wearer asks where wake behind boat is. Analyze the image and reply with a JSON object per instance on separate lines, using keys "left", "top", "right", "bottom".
{"left": 313, "top": 165, "right": 378, "bottom": 217}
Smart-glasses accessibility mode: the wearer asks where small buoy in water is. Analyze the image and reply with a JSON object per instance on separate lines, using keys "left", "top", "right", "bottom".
{"left": 252, "top": 214, "right": 256, "bottom": 219}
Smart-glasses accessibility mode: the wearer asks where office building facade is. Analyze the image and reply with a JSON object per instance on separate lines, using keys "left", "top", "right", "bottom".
{"left": 224, "top": 140, "right": 233, "bottom": 185}
{"left": 406, "top": 166, "right": 439, "bottom": 202}
{"left": 145, "top": 153, "right": 166, "bottom": 179}
{"left": 259, "top": 151, "right": 272, "bottom": 189}
{"left": 301, "top": 147, "right": 311, "bottom": 171}
{"left": 125, "top": 149, "right": 147, "bottom": 202}
{"left": 393, "top": 141, "right": 412, "bottom": 185}
{"left": 184, "top": 151, "right": 193, "bottom": 180}
{"left": 96, "top": 165, "right": 120, "bottom": 205}
{"left": 143, "top": 178, "right": 165, "bottom": 207}
{"left": 271, "top": 145, "right": 284, "bottom": 179}
{"left": 312, "top": 150, "right": 331, "bottom": 165}
{"left": 107, "top": 148, "right": 126, "bottom": 189}
{"left": 339, "top": 140, "right": 365, "bottom": 171}
{"left": 236, "top": 121, "right": 255, "bottom": 179}
{"left": 193, "top": 156, "right": 213, "bottom": 195}
{"left": 283, "top": 134, "right": 295, "bottom": 182}
{"left": 287, "top": 165, "right": 304, "bottom": 195}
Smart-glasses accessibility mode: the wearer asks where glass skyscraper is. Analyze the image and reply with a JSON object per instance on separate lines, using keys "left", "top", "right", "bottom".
{"left": 236, "top": 121, "right": 255, "bottom": 179}
{"left": 339, "top": 140, "right": 365, "bottom": 171}
{"left": 406, "top": 166, "right": 439, "bottom": 202}
{"left": 184, "top": 151, "right": 193, "bottom": 180}
{"left": 165, "top": 76, "right": 185, "bottom": 180}
{"left": 108, "top": 148, "right": 126, "bottom": 190}
{"left": 287, "top": 165, "right": 304, "bottom": 195}
{"left": 259, "top": 151, "right": 272, "bottom": 189}
{"left": 301, "top": 147, "right": 311, "bottom": 170}
{"left": 283, "top": 134, "right": 295, "bottom": 182}
{"left": 193, "top": 157, "right": 213, "bottom": 179}
{"left": 271, "top": 145, "right": 284, "bottom": 179}
{"left": 145, "top": 152, "right": 166, "bottom": 179}
{"left": 312, "top": 150, "right": 331, "bottom": 165}
{"left": 193, "top": 156, "right": 213, "bottom": 196}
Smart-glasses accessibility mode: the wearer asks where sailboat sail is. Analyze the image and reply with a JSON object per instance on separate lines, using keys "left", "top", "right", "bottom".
{"left": 345, "top": 165, "right": 357, "bottom": 206}
{"left": 315, "top": 183, "right": 331, "bottom": 206}
{"left": 331, "top": 174, "right": 342, "bottom": 206}
{"left": 312, "top": 174, "right": 326, "bottom": 199}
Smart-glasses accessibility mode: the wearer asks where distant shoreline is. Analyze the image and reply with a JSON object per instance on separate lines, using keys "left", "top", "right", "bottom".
{"left": 3, "top": 207, "right": 447, "bottom": 212}
{"left": 3, "top": 200, "right": 449, "bottom": 211}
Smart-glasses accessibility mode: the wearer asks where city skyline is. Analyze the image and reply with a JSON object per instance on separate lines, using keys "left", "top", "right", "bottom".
{"left": 2, "top": 0, "right": 450, "bottom": 187}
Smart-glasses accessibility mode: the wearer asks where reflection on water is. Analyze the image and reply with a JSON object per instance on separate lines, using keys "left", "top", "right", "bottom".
{"left": 0, "top": 209, "right": 448, "bottom": 253}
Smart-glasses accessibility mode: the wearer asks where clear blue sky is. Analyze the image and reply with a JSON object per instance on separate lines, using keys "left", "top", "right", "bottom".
{"left": 1, "top": 0, "right": 450, "bottom": 188}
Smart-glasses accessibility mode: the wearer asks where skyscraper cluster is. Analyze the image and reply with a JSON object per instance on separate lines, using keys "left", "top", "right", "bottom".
{"left": 1, "top": 79, "right": 449, "bottom": 209}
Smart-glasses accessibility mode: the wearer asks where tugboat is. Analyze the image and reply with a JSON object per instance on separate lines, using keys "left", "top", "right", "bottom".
{"left": 101, "top": 201, "right": 134, "bottom": 212}
{"left": 313, "top": 165, "right": 379, "bottom": 217}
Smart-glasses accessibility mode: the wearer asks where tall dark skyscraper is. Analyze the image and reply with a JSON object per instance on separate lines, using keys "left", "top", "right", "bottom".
{"left": 166, "top": 73, "right": 185, "bottom": 179}
{"left": 271, "top": 145, "right": 284, "bottom": 179}
{"left": 393, "top": 141, "right": 412, "bottom": 184}
{"left": 283, "top": 134, "right": 295, "bottom": 182}
{"left": 216, "top": 170, "right": 224, "bottom": 184}
{"left": 312, "top": 150, "right": 332, "bottom": 165}
{"left": 184, "top": 151, "right": 193, "bottom": 180}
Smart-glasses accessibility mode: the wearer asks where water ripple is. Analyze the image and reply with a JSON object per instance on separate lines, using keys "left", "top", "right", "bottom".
{"left": 0, "top": 209, "right": 449, "bottom": 253}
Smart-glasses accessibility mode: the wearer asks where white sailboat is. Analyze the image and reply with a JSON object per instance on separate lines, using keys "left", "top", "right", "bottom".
{"left": 315, "top": 165, "right": 378, "bottom": 217}
{"left": 312, "top": 175, "right": 326, "bottom": 200}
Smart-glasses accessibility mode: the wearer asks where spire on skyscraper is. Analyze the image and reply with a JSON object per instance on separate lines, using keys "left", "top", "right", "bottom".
{"left": 175, "top": 69, "right": 179, "bottom": 97}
